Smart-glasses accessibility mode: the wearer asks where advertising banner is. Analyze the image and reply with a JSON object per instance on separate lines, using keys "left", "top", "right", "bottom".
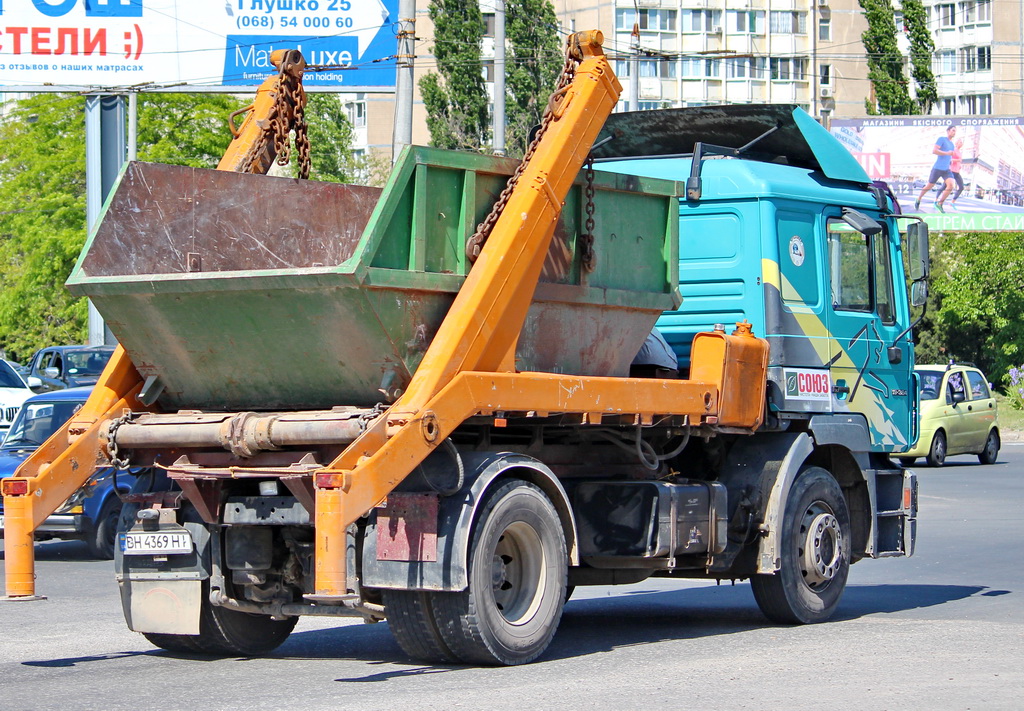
{"left": 831, "top": 116, "right": 1024, "bottom": 232}
{"left": 0, "top": 0, "right": 399, "bottom": 90}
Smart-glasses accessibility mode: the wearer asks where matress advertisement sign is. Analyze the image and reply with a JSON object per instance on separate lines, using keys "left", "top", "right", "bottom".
{"left": 830, "top": 116, "right": 1024, "bottom": 232}
{"left": 0, "top": 0, "right": 398, "bottom": 90}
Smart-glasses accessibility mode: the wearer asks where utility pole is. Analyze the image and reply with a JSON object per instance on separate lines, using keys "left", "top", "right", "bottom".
{"left": 493, "top": 0, "right": 506, "bottom": 156}
{"left": 393, "top": 0, "right": 416, "bottom": 163}
{"left": 629, "top": 19, "right": 640, "bottom": 111}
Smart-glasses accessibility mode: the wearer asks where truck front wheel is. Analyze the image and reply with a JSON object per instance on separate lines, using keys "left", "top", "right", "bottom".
{"left": 430, "top": 480, "right": 567, "bottom": 665}
{"left": 751, "top": 467, "right": 851, "bottom": 624}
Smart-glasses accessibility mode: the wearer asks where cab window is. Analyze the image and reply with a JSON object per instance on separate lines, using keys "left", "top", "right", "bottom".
{"left": 966, "top": 370, "right": 990, "bottom": 399}
{"left": 827, "top": 220, "right": 895, "bottom": 323}
{"left": 946, "top": 370, "right": 967, "bottom": 404}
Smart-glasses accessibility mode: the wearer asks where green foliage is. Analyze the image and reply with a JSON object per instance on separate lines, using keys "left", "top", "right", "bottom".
{"left": 504, "top": 0, "right": 563, "bottom": 158}
{"left": 0, "top": 93, "right": 250, "bottom": 362}
{"left": 913, "top": 231, "right": 1024, "bottom": 388}
{"left": 0, "top": 94, "right": 89, "bottom": 361}
{"left": 901, "top": 0, "right": 937, "bottom": 114}
{"left": 1003, "top": 366, "right": 1024, "bottom": 411}
{"left": 859, "top": 0, "right": 916, "bottom": 115}
{"left": 420, "top": 0, "right": 490, "bottom": 151}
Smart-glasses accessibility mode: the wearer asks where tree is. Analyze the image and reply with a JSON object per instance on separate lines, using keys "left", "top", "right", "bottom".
{"left": 420, "top": 0, "right": 490, "bottom": 151}
{"left": 859, "top": 0, "right": 916, "bottom": 115}
{"left": 0, "top": 92, "right": 248, "bottom": 362}
{"left": 504, "top": 0, "right": 563, "bottom": 158}
{"left": 912, "top": 231, "right": 1024, "bottom": 386}
{"left": 902, "top": 0, "right": 937, "bottom": 114}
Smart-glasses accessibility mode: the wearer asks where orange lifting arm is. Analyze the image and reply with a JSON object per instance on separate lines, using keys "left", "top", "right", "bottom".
{"left": 3, "top": 51, "right": 311, "bottom": 599}
{"left": 310, "top": 31, "right": 624, "bottom": 600}
{"left": 217, "top": 48, "right": 308, "bottom": 176}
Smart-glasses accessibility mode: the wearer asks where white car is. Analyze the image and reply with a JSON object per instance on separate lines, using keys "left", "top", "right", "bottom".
{"left": 0, "top": 360, "right": 38, "bottom": 441}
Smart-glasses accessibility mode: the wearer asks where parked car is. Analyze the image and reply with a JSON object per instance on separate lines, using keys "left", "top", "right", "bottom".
{"left": 0, "top": 387, "right": 129, "bottom": 558}
{"left": 0, "top": 360, "right": 38, "bottom": 440}
{"left": 27, "top": 345, "right": 115, "bottom": 392}
{"left": 899, "top": 363, "right": 1000, "bottom": 467}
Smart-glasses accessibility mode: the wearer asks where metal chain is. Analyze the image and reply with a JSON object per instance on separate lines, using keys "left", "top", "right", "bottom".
{"left": 465, "top": 36, "right": 584, "bottom": 262}
{"left": 106, "top": 412, "right": 137, "bottom": 471}
{"left": 581, "top": 156, "right": 597, "bottom": 273}
{"left": 241, "top": 54, "right": 310, "bottom": 179}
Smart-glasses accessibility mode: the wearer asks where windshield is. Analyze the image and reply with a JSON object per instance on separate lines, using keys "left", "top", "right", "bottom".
{"left": 65, "top": 349, "right": 113, "bottom": 377}
{"left": 2, "top": 400, "right": 85, "bottom": 448}
{"left": 0, "top": 361, "right": 26, "bottom": 389}
{"left": 918, "top": 370, "right": 943, "bottom": 400}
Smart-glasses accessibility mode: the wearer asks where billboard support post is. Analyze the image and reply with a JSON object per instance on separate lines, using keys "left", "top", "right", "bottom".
{"left": 85, "top": 95, "right": 125, "bottom": 347}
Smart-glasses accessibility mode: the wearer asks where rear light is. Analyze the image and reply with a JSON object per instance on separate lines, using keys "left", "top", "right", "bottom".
{"left": 1, "top": 479, "right": 29, "bottom": 496}
{"left": 315, "top": 472, "right": 347, "bottom": 489}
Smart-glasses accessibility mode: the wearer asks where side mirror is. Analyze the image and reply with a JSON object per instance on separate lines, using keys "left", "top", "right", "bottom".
{"left": 42, "top": 366, "right": 59, "bottom": 378}
{"left": 907, "top": 221, "right": 930, "bottom": 281}
{"left": 951, "top": 390, "right": 966, "bottom": 404}
{"left": 841, "top": 207, "right": 882, "bottom": 236}
{"left": 910, "top": 280, "right": 928, "bottom": 307}
{"left": 26, "top": 376, "right": 43, "bottom": 389}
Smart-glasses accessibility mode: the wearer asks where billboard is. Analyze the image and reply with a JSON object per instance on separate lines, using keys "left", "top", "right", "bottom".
{"left": 830, "top": 116, "right": 1024, "bottom": 232}
{"left": 0, "top": 0, "right": 399, "bottom": 90}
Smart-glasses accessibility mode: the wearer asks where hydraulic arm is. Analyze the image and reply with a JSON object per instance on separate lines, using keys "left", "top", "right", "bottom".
{"left": 1, "top": 50, "right": 312, "bottom": 599}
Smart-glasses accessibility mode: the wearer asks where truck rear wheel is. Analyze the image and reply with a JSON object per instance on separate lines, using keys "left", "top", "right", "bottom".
{"left": 751, "top": 467, "right": 851, "bottom": 624}
{"left": 383, "top": 590, "right": 459, "bottom": 663}
{"left": 430, "top": 480, "right": 567, "bottom": 665}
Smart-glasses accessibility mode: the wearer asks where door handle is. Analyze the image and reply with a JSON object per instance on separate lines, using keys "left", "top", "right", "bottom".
{"left": 968, "top": 405, "right": 973, "bottom": 411}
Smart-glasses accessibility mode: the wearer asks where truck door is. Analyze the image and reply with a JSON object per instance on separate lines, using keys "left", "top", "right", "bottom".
{"left": 825, "top": 218, "right": 911, "bottom": 450}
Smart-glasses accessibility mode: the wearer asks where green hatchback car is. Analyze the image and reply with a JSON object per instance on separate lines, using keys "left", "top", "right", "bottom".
{"left": 899, "top": 364, "right": 1000, "bottom": 467}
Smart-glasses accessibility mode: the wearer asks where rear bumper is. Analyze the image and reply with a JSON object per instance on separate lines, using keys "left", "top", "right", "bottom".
{"left": 0, "top": 514, "right": 86, "bottom": 536}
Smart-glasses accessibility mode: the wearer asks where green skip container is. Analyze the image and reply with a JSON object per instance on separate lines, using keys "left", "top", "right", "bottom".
{"left": 67, "top": 146, "right": 681, "bottom": 411}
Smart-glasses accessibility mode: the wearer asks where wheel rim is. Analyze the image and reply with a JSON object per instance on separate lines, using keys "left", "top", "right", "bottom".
{"left": 798, "top": 505, "right": 843, "bottom": 589}
{"left": 934, "top": 434, "right": 946, "bottom": 461}
{"left": 490, "top": 522, "right": 546, "bottom": 625}
{"left": 985, "top": 434, "right": 997, "bottom": 459}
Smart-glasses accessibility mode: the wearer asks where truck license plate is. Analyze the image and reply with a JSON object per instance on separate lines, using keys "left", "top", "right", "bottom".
{"left": 123, "top": 530, "right": 193, "bottom": 556}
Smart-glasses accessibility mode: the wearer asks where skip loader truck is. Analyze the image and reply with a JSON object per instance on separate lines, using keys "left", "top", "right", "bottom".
{"left": 2, "top": 33, "right": 925, "bottom": 665}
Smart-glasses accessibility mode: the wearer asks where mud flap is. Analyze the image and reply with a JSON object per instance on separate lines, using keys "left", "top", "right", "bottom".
{"left": 119, "top": 579, "right": 202, "bottom": 635}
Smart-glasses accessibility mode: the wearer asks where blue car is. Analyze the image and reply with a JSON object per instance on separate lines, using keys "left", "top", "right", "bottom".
{"left": 0, "top": 387, "right": 129, "bottom": 559}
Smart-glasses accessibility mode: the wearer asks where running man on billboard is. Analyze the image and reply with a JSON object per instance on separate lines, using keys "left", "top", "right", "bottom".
{"left": 914, "top": 125, "right": 957, "bottom": 213}
{"left": 947, "top": 138, "right": 966, "bottom": 209}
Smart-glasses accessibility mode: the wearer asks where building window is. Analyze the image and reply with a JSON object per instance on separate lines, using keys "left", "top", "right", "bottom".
{"left": 937, "top": 4, "right": 956, "bottom": 27}
{"left": 727, "top": 57, "right": 766, "bottom": 79}
{"left": 682, "top": 10, "right": 722, "bottom": 33}
{"left": 769, "top": 11, "right": 806, "bottom": 35}
{"left": 617, "top": 8, "right": 678, "bottom": 32}
{"left": 640, "top": 58, "right": 677, "bottom": 79}
{"left": 483, "top": 13, "right": 495, "bottom": 38}
{"left": 961, "top": 94, "right": 992, "bottom": 114}
{"left": 820, "top": 63, "right": 832, "bottom": 86}
{"left": 818, "top": 17, "right": 831, "bottom": 41}
{"left": 962, "top": 46, "right": 977, "bottom": 72}
{"left": 615, "top": 60, "right": 631, "bottom": 78}
{"left": 961, "top": 1, "right": 991, "bottom": 25}
{"left": 731, "top": 10, "right": 765, "bottom": 34}
{"left": 770, "top": 57, "right": 807, "bottom": 81}
{"left": 935, "top": 50, "right": 957, "bottom": 73}
{"left": 346, "top": 101, "right": 366, "bottom": 128}
{"left": 940, "top": 97, "right": 956, "bottom": 114}
{"left": 680, "top": 57, "right": 721, "bottom": 78}
{"left": 978, "top": 46, "right": 991, "bottom": 71}
{"left": 977, "top": 0, "right": 992, "bottom": 22}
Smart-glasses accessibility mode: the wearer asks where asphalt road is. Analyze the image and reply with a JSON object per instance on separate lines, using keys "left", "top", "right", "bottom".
{"left": 2, "top": 447, "right": 1022, "bottom": 710}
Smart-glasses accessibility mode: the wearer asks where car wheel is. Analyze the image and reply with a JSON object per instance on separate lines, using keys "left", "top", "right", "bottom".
{"left": 926, "top": 430, "right": 947, "bottom": 467}
{"left": 87, "top": 495, "right": 123, "bottom": 559}
{"left": 978, "top": 430, "right": 999, "bottom": 465}
{"left": 898, "top": 457, "right": 916, "bottom": 467}
{"left": 750, "top": 467, "right": 851, "bottom": 624}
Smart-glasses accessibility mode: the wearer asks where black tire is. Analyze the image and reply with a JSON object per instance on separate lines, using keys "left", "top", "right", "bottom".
{"left": 141, "top": 633, "right": 204, "bottom": 654}
{"left": 190, "top": 597, "right": 297, "bottom": 656}
{"left": 979, "top": 430, "right": 1000, "bottom": 465}
{"left": 926, "top": 430, "right": 947, "bottom": 467}
{"left": 383, "top": 589, "right": 459, "bottom": 663}
{"left": 751, "top": 467, "right": 851, "bottom": 625}
{"left": 898, "top": 457, "right": 916, "bottom": 467}
{"left": 86, "top": 495, "right": 122, "bottom": 559}
{"left": 430, "top": 480, "right": 567, "bottom": 665}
